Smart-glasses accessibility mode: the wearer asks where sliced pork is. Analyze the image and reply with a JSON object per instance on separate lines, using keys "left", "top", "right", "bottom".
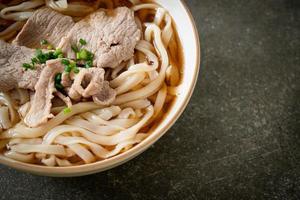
{"left": 69, "top": 68, "right": 116, "bottom": 105}
{"left": 24, "top": 59, "right": 64, "bottom": 127}
{"left": 0, "top": 40, "right": 42, "bottom": 92}
{"left": 13, "top": 8, "right": 75, "bottom": 48}
{"left": 24, "top": 59, "right": 116, "bottom": 127}
{"left": 58, "top": 7, "right": 141, "bottom": 68}
{"left": 93, "top": 81, "right": 116, "bottom": 105}
{"left": 13, "top": 7, "right": 140, "bottom": 68}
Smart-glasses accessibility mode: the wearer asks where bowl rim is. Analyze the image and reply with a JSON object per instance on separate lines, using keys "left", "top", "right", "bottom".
{"left": 0, "top": 0, "right": 201, "bottom": 177}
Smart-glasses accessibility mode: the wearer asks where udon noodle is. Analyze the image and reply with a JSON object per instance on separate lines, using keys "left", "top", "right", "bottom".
{"left": 0, "top": 0, "right": 182, "bottom": 166}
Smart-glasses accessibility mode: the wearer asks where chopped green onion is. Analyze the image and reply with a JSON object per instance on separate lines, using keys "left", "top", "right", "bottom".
{"left": 35, "top": 49, "right": 43, "bottom": 56}
{"left": 55, "top": 73, "right": 62, "bottom": 83}
{"left": 79, "top": 49, "right": 88, "bottom": 60}
{"left": 54, "top": 73, "right": 64, "bottom": 91}
{"left": 71, "top": 44, "right": 79, "bottom": 53}
{"left": 63, "top": 107, "right": 72, "bottom": 114}
{"left": 77, "top": 49, "right": 94, "bottom": 61}
{"left": 22, "top": 63, "right": 34, "bottom": 71}
{"left": 79, "top": 38, "right": 87, "bottom": 45}
{"left": 40, "top": 39, "right": 48, "bottom": 45}
{"left": 64, "top": 65, "right": 72, "bottom": 73}
{"left": 54, "top": 48, "right": 62, "bottom": 57}
{"left": 48, "top": 52, "right": 56, "bottom": 59}
{"left": 35, "top": 49, "right": 48, "bottom": 64}
{"left": 61, "top": 59, "right": 70, "bottom": 66}
{"left": 55, "top": 83, "right": 64, "bottom": 90}
{"left": 76, "top": 52, "right": 80, "bottom": 60}
{"left": 31, "top": 57, "right": 38, "bottom": 65}
{"left": 70, "top": 62, "right": 76, "bottom": 69}
{"left": 85, "top": 60, "right": 93, "bottom": 68}
{"left": 73, "top": 67, "right": 80, "bottom": 74}
{"left": 47, "top": 45, "right": 54, "bottom": 50}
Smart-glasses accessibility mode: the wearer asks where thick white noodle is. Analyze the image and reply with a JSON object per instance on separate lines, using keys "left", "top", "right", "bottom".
{"left": 9, "top": 138, "right": 42, "bottom": 146}
{"left": 115, "top": 73, "right": 146, "bottom": 95}
{"left": 162, "top": 14, "right": 173, "bottom": 47}
{"left": 18, "top": 102, "right": 30, "bottom": 119}
{"left": 45, "top": 0, "right": 67, "bottom": 11}
{"left": 67, "top": 143, "right": 95, "bottom": 163}
{"left": 117, "top": 108, "right": 136, "bottom": 119}
{"left": 114, "top": 24, "right": 169, "bottom": 104}
{"left": 132, "top": 4, "right": 159, "bottom": 11}
{"left": 166, "top": 64, "right": 180, "bottom": 86}
{"left": 4, "top": 151, "right": 35, "bottom": 163}
{"left": 10, "top": 144, "right": 66, "bottom": 156}
{"left": 92, "top": 106, "right": 121, "bottom": 120}
{"left": 43, "top": 106, "right": 153, "bottom": 146}
{"left": 55, "top": 133, "right": 147, "bottom": 160}
{"left": 0, "top": 102, "right": 102, "bottom": 139}
{"left": 41, "top": 155, "right": 56, "bottom": 166}
{"left": 0, "top": 93, "right": 19, "bottom": 126}
{"left": 66, "top": 117, "right": 122, "bottom": 136}
{"left": 154, "top": 7, "right": 165, "bottom": 25}
{"left": 120, "top": 99, "right": 151, "bottom": 109}
{"left": 0, "top": 21, "right": 25, "bottom": 40}
{"left": 110, "top": 63, "right": 156, "bottom": 88}
{"left": 0, "top": 107, "right": 12, "bottom": 129}
{"left": 0, "top": 0, "right": 44, "bottom": 20}
{"left": 56, "top": 157, "right": 72, "bottom": 166}
{"left": 46, "top": 0, "right": 96, "bottom": 17}
{"left": 146, "top": 83, "right": 167, "bottom": 126}
{"left": 111, "top": 62, "right": 127, "bottom": 79}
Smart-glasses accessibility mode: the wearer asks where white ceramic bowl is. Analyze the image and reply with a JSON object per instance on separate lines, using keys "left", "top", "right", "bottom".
{"left": 0, "top": 0, "right": 200, "bottom": 177}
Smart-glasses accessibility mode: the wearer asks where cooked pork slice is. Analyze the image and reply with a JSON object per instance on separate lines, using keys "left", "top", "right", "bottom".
{"left": 69, "top": 68, "right": 116, "bottom": 104}
{"left": 72, "top": 68, "right": 105, "bottom": 98}
{"left": 24, "top": 59, "right": 64, "bottom": 127}
{"left": 0, "top": 40, "right": 42, "bottom": 92}
{"left": 93, "top": 81, "right": 116, "bottom": 105}
{"left": 14, "top": 8, "right": 75, "bottom": 48}
{"left": 59, "top": 7, "right": 141, "bottom": 68}
{"left": 67, "top": 87, "right": 81, "bottom": 101}
{"left": 61, "top": 72, "right": 73, "bottom": 87}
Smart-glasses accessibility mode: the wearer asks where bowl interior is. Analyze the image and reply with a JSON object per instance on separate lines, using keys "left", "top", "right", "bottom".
{"left": 0, "top": 0, "right": 200, "bottom": 177}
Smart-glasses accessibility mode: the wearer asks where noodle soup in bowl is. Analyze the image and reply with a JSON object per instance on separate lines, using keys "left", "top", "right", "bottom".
{"left": 0, "top": 0, "right": 200, "bottom": 177}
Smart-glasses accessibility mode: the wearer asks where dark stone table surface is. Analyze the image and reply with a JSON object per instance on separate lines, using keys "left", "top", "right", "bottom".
{"left": 0, "top": 0, "right": 299, "bottom": 199}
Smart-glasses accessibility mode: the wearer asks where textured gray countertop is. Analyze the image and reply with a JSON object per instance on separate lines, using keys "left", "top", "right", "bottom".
{"left": 0, "top": 0, "right": 299, "bottom": 199}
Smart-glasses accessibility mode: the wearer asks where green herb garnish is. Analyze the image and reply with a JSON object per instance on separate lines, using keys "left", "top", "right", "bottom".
{"left": 85, "top": 60, "right": 93, "bottom": 68}
{"left": 79, "top": 38, "right": 87, "bottom": 45}
{"left": 73, "top": 67, "right": 80, "bottom": 74}
{"left": 64, "top": 65, "right": 72, "bottom": 73}
{"left": 61, "top": 59, "right": 70, "bottom": 66}
{"left": 71, "top": 44, "right": 79, "bottom": 53}
{"left": 54, "top": 73, "right": 64, "bottom": 91}
{"left": 61, "top": 59, "right": 79, "bottom": 74}
{"left": 63, "top": 107, "right": 72, "bottom": 114}
{"left": 31, "top": 57, "right": 38, "bottom": 65}
{"left": 22, "top": 63, "right": 34, "bottom": 71}
{"left": 40, "top": 39, "right": 48, "bottom": 45}
{"left": 47, "top": 44, "right": 54, "bottom": 50}
{"left": 77, "top": 49, "right": 89, "bottom": 60}
{"left": 35, "top": 49, "right": 48, "bottom": 63}
{"left": 54, "top": 48, "right": 63, "bottom": 57}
